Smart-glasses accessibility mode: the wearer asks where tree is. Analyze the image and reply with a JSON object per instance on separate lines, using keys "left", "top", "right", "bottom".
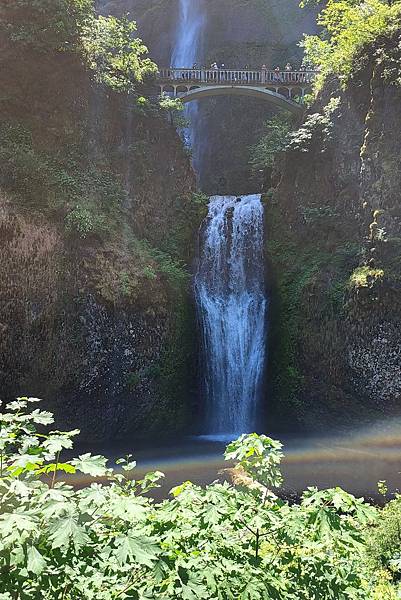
{"left": 249, "top": 114, "right": 294, "bottom": 172}
{"left": 1, "top": 0, "right": 156, "bottom": 92}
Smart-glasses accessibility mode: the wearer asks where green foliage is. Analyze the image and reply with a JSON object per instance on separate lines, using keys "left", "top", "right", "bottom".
{"left": 286, "top": 97, "right": 341, "bottom": 152}
{"left": 0, "top": 122, "right": 77, "bottom": 206}
{"left": 0, "top": 122, "right": 124, "bottom": 236}
{"left": 81, "top": 15, "right": 156, "bottom": 92}
{"left": 249, "top": 114, "right": 294, "bottom": 172}
{"left": 157, "top": 193, "right": 209, "bottom": 261}
{"left": 64, "top": 204, "right": 107, "bottom": 238}
{"left": 266, "top": 197, "right": 362, "bottom": 409}
{"left": 349, "top": 265, "right": 385, "bottom": 288}
{"left": 1, "top": 0, "right": 93, "bottom": 53}
{"left": 159, "top": 96, "right": 188, "bottom": 127}
{"left": 2, "top": 0, "right": 156, "bottom": 92}
{"left": 301, "top": 204, "right": 340, "bottom": 224}
{"left": 1, "top": 398, "right": 392, "bottom": 598}
{"left": 126, "top": 371, "right": 141, "bottom": 389}
{"left": 300, "top": 0, "right": 401, "bottom": 90}
{"left": 225, "top": 434, "right": 284, "bottom": 489}
{"left": 134, "top": 238, "right": 191, "bottom": 291}
{"left": 367, "top": 496, "right": 401, "bottom": 590}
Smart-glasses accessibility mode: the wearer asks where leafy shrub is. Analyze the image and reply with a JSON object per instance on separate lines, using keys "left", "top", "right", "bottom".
{"left": 300, "top": 0, "right": 401, "bottom": 90}
{"left": 81, "top": 15, "right": 156, "bottom": 92}
{"left": 366, "top": 495, "right": 401, "bottom": 600}
{"left": 0, "top": 122, "right": 124, "bottom": 236}
{"left": 286, "top": 97, "right": 341, "bottom": 153}
{"left": 126, "top": 371, "right": 141, "bottom": 389}
{"left": 3, "top": 0, "right": 156, "bottom": 92}
{"left": 135, "top": 239, "right": 190, "bottom": 291}
{"left": 142, "top": 266, "right": 158, "bottom": 281}
{"left": 0, "top": 397, "right": 388, "bottom": 599}
{"left": 349, "top": 265, "right": 385, "bottom": 288}
{"left": 64, "top": 204, "right": 107, "bottom": 238}
{"left": 301, "top": 205, "right": 340, "bottom": 225}
{"left": 249, "top": 114, "right": 294, "bottom": 172}
{"left": 2, "top": 0, "right": 92, "bottom": 53}
{"left": 145, "top": 364, "right": 162, "bottom": 380}
{"left": 0, "top": 123, "right": 77, "bottom": 206}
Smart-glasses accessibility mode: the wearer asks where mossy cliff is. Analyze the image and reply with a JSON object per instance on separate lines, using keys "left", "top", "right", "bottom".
{"left": 265, "top": 33, "right": 401, "bottom": 430}
{"left": 0, "top": 3, "right": 206, "bottom": 441}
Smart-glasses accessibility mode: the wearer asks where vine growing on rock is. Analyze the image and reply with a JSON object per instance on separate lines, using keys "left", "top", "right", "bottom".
{"left": 0, "top": 398, "right": 399, "bottom": 598}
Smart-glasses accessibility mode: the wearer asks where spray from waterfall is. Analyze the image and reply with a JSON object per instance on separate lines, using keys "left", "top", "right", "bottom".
{"left": 195, "top": 195, "right": 268, "bottom": 437}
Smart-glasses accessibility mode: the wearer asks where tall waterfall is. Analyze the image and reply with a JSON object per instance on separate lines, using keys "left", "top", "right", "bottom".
{"left": 171, "top": 0, "right": 205, "bottom": 170}
{"left": 195, "top": 195, "right": 268, "bottom": 437}
{"left": 172, "top": 0, "right": 205, "bottom": 67}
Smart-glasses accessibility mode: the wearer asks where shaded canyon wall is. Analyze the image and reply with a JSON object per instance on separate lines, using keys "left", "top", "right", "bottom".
{"left": 266, "top": 33, "right": 401, "bottom": 430}
{"left": 0, "top": 9, "right": 204, "bottom": 442}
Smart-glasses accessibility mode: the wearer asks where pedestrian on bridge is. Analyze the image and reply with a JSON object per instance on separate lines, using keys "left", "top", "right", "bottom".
{"left": 273, "top": 66, "right": 282, "bottom": 82}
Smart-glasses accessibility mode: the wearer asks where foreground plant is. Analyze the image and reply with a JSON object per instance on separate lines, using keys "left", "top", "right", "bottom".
{"left": 0, "top": 398, "right": 395, "bottom": 599}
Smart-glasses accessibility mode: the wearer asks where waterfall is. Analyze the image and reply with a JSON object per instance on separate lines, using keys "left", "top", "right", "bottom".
{"left": 195, "top": 195, "right": 268, "bottom": 437}
{"left": 172, "top": 0, "right": 205, "bottom": 67}
{"left": 171, "top": 0, "right": 205, "bottom": 172}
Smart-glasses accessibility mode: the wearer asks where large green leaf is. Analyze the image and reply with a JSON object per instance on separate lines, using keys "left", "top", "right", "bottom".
{"left": 27, "top": 546, "right": 47, "bottom": 575}
{"left": 0, "top": 513, "right": 37, "bottom": 537}
{"left": 43, "top": 430, "right": 80, "bottom": 455}
{"left": 71, "top": 454, "right": 109, "bottom": 477}
{"left": 30, "top": 410, "right": 54, "bottom": 425}
{"left": 114, "top": 535, "right": 160, "bottom": 567}
{"left": 49, "top": 516, "right": 91, "bottom": 549}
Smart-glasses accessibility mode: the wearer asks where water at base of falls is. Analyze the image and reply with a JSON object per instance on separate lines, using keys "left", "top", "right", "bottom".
{"left": 195, "top": 195, "right": 268, "bottom": 436}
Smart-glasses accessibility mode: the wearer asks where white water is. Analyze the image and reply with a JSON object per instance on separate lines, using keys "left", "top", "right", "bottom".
{"left": 171, "top": 0, "right": 205, "bottom": 171}
{"left": 172, "top": 0, "right": 205, "bottom": 67}
{"left": 195, "top": 195, "right": 268, "bottom": 436}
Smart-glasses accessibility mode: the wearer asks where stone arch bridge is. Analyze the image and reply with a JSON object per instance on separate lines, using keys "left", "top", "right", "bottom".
{"left": 157, "top": 68, "right": 316, "bottom": 114}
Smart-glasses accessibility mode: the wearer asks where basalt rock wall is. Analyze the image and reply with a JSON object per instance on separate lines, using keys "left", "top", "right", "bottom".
{"left": 0, "top": 6, "right": 204, "bottom": 442}
{"left": 266, "top": 34, "right": 401, "bottom": 430}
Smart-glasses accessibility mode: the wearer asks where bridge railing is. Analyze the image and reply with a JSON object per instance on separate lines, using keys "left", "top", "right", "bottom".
{"left": 158, "top": 68, "right": 317, "bottom": 85}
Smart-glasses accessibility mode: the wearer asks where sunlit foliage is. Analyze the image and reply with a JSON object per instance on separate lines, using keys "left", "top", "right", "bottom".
{"left": 249, "top": 114, "right": 294, "bottom": 172}
{"left": 1, "top": 398, "right": 399, "bottom": 599}
{"left": 1, "top": 0, "right": 156, "bottom": 92}
{"left": 300, "top": 0, "right": 401, "bottom": 89}
{"left": 81, "top": 15, "right": 156, "bottom": 91}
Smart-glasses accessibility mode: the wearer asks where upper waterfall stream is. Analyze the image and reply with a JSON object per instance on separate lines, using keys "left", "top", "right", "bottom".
{"left": 195, "top": 195, "right": 268, "bottom": 437}
{"left": 171, "top": 0, "right": 205, "bottom": 165}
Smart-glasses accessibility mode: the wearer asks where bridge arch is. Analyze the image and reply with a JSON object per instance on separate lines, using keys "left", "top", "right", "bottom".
{"left": 176, "top": 85, "right": 188, "bottom": 95}
{"left": 179, "top": 85, "right": 303, "bottom": 114}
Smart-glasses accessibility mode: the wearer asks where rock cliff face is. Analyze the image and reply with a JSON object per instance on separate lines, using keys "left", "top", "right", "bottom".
{"left": 266, "top": 34, "right": 401, "bottom": 430}
{"left": 0, "top": 6, "right": 204, "bottom": 442}
{"left": 0, "top": 173, "right": 200, "bottom": 443}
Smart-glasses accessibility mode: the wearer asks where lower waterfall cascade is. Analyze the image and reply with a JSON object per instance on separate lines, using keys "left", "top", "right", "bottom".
{"left": 195, "top": 194, "right": 268, "bottom": 437}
